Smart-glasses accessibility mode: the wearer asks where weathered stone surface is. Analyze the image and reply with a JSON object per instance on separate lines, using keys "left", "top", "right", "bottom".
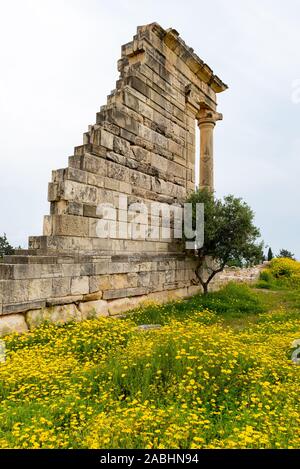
{"left": 187, "top": 285, "right": 202, "bottom": 297}
{"left": 108, "top": 296, "right": 147, "bottom": 316}
{"left": 83, "top": 291, "right": 103, "bottom": 301}
{"left": 79, "top": 300, "right": 109, "bottom": 319}
{"left": 137, "top": 324, "right": 162, "bottom": 331}
{"left": 52, "top": 278, "right": 71, "bottom": 297}
{"left": 2, "top": 300, "right": 46, "bottom": 314}
{"left": 103, "top": 286, "right": 149, "bottom": 300}
{"left": 0, "top": 23, "right": 229, "bottom": 325}
{"left": 26, "top": 304, "right": 81, "bottom": 329}
{"left": 147, "top": 288, "right": 188, "bottom": 304}
{"left": 71, "top": 276, "right": 89, "bottom": 295}
{"left": 0, "top": 314, "right": 28, "bottom": 337}
{"left": 46, "top": 295, "right": 83, "bottom": 306}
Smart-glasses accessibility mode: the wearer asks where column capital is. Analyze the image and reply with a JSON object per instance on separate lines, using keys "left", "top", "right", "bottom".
{"left": 197, "top": 109, "right": 223, "bottom": 127}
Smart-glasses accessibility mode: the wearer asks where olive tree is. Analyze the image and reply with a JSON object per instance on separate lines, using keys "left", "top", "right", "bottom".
{"left": 185, "top": 189, "right": 263, "bottom": 294}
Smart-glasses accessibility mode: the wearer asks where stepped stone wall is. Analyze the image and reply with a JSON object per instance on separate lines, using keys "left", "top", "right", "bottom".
{"left": 0, "top": 23, "right": 228, "bottom": 336}
{"left": 0, "top": 264, "right": 264, "bottom": 337}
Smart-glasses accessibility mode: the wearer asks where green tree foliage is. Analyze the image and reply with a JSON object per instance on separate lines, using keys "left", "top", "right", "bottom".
{"left": 0, "top": 233, "right": 14, "bottom": 258}
{"left": 186, "top": 189, "right": 262, "bottom": 294}
{"left": 277, "top": 249, "right": 295, "bottom": 260}
{"left": 267, "top": 247, "right": 274, "bottom": 261}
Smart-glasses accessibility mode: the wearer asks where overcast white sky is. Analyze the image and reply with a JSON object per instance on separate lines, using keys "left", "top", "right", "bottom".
{"left": 0, "top": 0, "right": 300, "bottom": 257}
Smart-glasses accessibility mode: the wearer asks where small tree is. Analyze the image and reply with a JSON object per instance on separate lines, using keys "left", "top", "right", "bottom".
{"left": 277, "top": 249, "right": 295, "bottom": 260}
{"left": 186, "top": 190, "right": 262, "bottom": 294}
{"left": 267, "top": 247, "right": 273, "bottom": 261}
{"left": 0, "top": 233, "right": 14, "bottom": 258}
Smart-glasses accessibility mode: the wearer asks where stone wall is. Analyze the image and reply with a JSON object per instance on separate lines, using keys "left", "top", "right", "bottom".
{"left": 0, "top": 23, "right": 228, "bottom": 335}
{"left": 0, "top": 264, "right": 264, "bottom": 337}
{"left": 210, "top": 264, "right": 266, "bottom": 291}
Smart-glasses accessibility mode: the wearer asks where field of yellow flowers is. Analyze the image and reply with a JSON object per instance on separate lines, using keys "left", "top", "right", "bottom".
{"left": 1, "top": 276, "right": 300, "bottom": 449}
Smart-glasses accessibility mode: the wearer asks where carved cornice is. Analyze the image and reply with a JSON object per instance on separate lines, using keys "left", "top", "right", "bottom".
{"left": 143, "top": 23, "right": 228, "bottom": 94}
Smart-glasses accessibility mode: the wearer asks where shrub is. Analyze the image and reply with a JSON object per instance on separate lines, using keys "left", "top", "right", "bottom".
{"left": 256, "top": 259, "right": 300, "bottom": 290}
{"left": 269, "top": 258, "right": 300, "bottom": 278}
{"left": 259, "top": 270, "right": 274, "bottom": 283}
{"left": 255, "top": 279, "right": 273, "bottom": 290}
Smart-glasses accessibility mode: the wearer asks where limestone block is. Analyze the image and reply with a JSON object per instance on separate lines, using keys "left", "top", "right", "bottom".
{"left": 45, "top": 215, "right": 90, "bottom": 237}
{"left": 61, "top": 264, "right": 82, "bottom": 278}
{"left": 5, "top": 263, "right": 62, "bottom": 281}
{"left": 0, "top": 264, "right": 14, "bottom": 280}
{"left": 1, "top": 279, "right": 30, "bottom": 303}
{"left": 147, "top": 287, "right": 188, "bottom": 304}
{"left": 137, "top": 271, "right": 151, "bottom": 287}
{"left": 131, "top": 146, "right": 150, "bottom": 163}
{"left": 80, "top": 263, "right": 95, "bottom": 276}
{"left": 79, "top": 300, "right": 109, "bottom": 319}
{"left": 122, "top": 88, "right": 141, "bottom": 113}
{"left": 89, "top": 275, "right": 111, "bottom": 292}
{"left": 48, "top": 182, "right": 58, "bottom": 201}
{"left": 87, "top": 173, "right": 105, "bottom": 189}
{"left": 108, "top": 263, "right": 127, "bottom": 274}
{"left": 28, "top": 278, "right": 53, "bottom": 301}
{"left": 81, "top": 154, "right": 107, "bottom": 176}
{"left": 93, "top": 261, "right": 111, "bottom": 275}
{"left": 83, "top": 291, "right": 103, "bottom": 301}
{"left": 108, "top": 295, "right": 147, "bottom": 316}
{"left": 26, "top": 304, "right": 81, "bottom": 329}
{"left": 187, "top": 285, "right": 202, "bottom": 297}
{"left": 46, "top": 295, "right": 83, "bottom": 306}
{"left": 103, "top": 286, "right": 148, "bottom": 300}
{"left": 106, "top": 151, "right": 126, "bottom": 165}
{"left": 52, "top": 277, "right": 71, "bottom": 297}
{"left": 60, "top": 180, "right": 98, "bottom": 205}
{"left": 71, "top": 276, "right": 89, "bottom": 295}
{"left": 100, "top": 129, "right": 114, "bottom": 150}
{"left": 113, "top": 136, "right": 133, "bottom": 157}
{"left": 104, "top": 177, "right": 120, "bottom": 191}
{"left": 120, "top": 128, "right": 136, "bottom": 144}
{"left": 0, "top": 314, "right": 28, "bottom": 337}
{"left": 102, "top": 121, "right": 120, "bottom": 136}
{"left": 107, "top": 161, "right": 130, "bottom": 183}
{"left": 119, "top": 181, "right": 132, "bottom": 194}
{"left": 2, "top": 300, "right": 46, "bottom": 315}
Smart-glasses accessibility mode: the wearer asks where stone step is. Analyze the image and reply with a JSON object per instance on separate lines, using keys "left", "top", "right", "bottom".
{"left": 3, "top": 255, "right": 60, "bottom": 264}
{"left": 28, "top": 235, "right": 182, "bottom": 255}
{"left": 13, "top": 249, "right": 38, "bottom": 256}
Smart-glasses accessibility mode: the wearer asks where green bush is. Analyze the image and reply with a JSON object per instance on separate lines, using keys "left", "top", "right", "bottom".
{"left": 255, "top": 279, "right": 273, "bottom": 290}
{"left": 256, "top": 259, "right": 300, "bottom": 290}
{"left": 269, "top": 258, "right": 300, "bottom": 278}
{"left": 259, "top": 270, "right": 273, "bottom": 283}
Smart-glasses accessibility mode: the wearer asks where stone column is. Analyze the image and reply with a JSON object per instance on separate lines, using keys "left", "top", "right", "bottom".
{"left": 197, "top": 109, "right": 223, "bottom": 192}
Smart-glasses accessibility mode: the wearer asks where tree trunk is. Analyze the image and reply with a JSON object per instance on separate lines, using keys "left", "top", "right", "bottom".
{"left": 195, "top": 256, "right": 226, "bottom": 295}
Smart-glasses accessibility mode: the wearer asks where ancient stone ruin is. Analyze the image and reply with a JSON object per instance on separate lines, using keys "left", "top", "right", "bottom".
{"left": 0, "top": 23, "right": 228, "bottom": 336}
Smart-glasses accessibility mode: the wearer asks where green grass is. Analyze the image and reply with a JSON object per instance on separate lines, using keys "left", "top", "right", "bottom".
{"left": 1, "top": 282, "right": 300, "bottom": 448}
{"left": 130, "top": 282, "right": 267, "bottom": 326}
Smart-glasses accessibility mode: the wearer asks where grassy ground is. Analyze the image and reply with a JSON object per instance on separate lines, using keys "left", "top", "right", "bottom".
{"left": 1, "top": 282, "right": 300, "bottom": 448}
